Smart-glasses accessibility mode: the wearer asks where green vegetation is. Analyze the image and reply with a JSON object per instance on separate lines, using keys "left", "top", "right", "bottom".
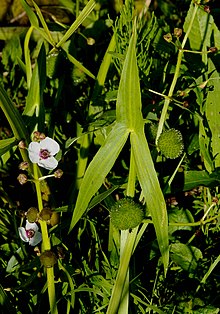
{"left": 1, "top": 0, "right": 220, "bottom": 313}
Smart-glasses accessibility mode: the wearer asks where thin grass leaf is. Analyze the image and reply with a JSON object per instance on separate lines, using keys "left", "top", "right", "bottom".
{"left": 0, "top": 84, "right": 29, "bottom": 142}
{"left": 56, "top": 0, "right": 97, "bottom": 48}
{"left": 31, "top": 0, "right": 56, "bottom": 46}
{"left": 63, "top": 48, "right": 96, "bottom": 80}
{"left": 68, "top": 123, "right": 129, "bottom": 232}
{"left": 20, "top": 0, "right": 39, "bottom": 27}
{"left": 23, "top": 43, "right": 46, "bottom": 123}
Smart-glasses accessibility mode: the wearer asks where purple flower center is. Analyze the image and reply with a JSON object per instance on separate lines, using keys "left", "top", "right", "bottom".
{"left": 39, "top": 149, "right": 51, "bottom": 159}
{"left": 26, "top": 229, "right": 35, "bottom": 239}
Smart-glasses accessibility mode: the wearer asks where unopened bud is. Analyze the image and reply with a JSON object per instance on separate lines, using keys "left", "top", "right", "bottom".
{"left": 17, "top": 173, "right": 28, "bottom": 185}
{"left": 163, "top": 33, "right": 172, "bottom": 43}
{"left": 174, "top": 28, "right": 182, "bottom": 38}
{"left": 209, "top": 47, "right": 218, "bottom": 53}
{"left": 87, "top": 37, "right": 95, "bottom": 46}
{"left": 54, "top": 169, "right": 63, "bottom": 178}
{"left": 18, "top": 140, "right": 26, "bottom": 149}
{"left": 19, "top": 161, "right": 29, "bottom": 170}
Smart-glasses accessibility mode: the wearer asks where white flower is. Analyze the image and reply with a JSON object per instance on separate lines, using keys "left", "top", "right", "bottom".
{"left": 28, "top": 137, "right": 60, "bottom": 170}
{"left": 18, "top": 221, "right": 42, "bottom": 246}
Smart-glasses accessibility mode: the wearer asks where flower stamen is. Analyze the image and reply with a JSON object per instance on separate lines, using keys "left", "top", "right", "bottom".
{"left": 26, "top": 229, "right": 35, "bottom": 238}
{"left": 39, "top": 149, "right": 51, "bottom": 159}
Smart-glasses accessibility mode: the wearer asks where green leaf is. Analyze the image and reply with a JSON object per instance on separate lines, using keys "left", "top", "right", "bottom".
{"left": 183, "top": 2, "right": 213, "bottom": 51}
{"left": 0, "top": 137, "right": 17, "bottom": 157}
{"left": 68, "top": 123, "right": 129, "bottom": 232}
{"left": 0, "top": 84, "right": 29, "bottom": 141}
{"left": 170, "top": 243, "right": 203, "bottom": 273}
{"left": 131, "top": 131, "right": 169, "bottom": 273}
{"left": 20, "top": 0, "right": 39, "bottom": 27}
{"left": 165, "top": 170, "right": 220, "bottom": 193}
{"left": 23, "top": 43, "right": 46, "bottom": 128}
{"left": 206, "top": 58, "right": 220, "bottom": 168}
{"left": 116, "top": 27, "right": 142, "bottom": 129}
{"left": 168, "top": 208, "right": 194, "bottom": 235}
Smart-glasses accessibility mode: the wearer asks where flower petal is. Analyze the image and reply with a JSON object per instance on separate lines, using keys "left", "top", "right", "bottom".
{"left": 38, "top": 157, "right": 58, "bottom": 170}
{"left": 18, "top": 227, "right": 29, "bottom": 242}
{"left": 40, "top": 137, "right": 60, "bottom": 156}
{"left": 26, "top": 221, "right": 39, "bottom": 232}
{"left": 29, "top": 231, "right": 42, "bottom": 246}
{"left": 28, "top": 142, "right": 40, "bottom": 163}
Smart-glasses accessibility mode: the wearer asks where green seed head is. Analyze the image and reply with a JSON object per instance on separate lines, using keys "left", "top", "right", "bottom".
{"left": 40, "top": 250, "right": 57, "bottom": 268}
{"left": 110, "top": 198, "right": 144, "bottom": 230}
{"left": 26, "top": 207, "right": 38, "bottom": 223}
{"left": 39, "top": 208, "right": 53, "bottom": 221}
{"left": 158, "top": 128, "right": 184, "bottom": 159}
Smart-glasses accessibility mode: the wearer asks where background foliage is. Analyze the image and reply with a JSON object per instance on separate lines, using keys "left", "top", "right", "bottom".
{"left": 1, "top": 0, "right": 220, "bottom": 313}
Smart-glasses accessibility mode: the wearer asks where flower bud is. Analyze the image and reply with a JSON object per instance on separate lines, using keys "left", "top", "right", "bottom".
{"left": 26, "top": 207, "right": 38, "bottom": 223}
{"left": 18, "top": 140, "right": 26, "bottom": 149}
{"left": 163, "top": 33, "right": 172, "bottom": 43}
{"left": 19, "top": 161, "right": 29, "bottom": 170}
{"left": 40, "top": 250, "right": 57, "bottom": 268}
{"left": 174, "top": 28, "right": 182, "bottom": 38}
{"left": 17, "top": 173, "right": 28, "bottom": 185}
{"left": 54, "top": 169, "right": 63, "bottom": 179}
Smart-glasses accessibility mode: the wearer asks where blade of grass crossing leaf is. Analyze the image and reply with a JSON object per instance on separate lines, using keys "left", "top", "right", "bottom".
{"left": 69, "top": 123, "right": 129, "bottom": 232}
{"left": 131, "top": 131, "right": 169, "bottom": 274}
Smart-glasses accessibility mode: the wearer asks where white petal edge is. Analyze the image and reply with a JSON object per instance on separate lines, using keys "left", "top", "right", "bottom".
{"left": 29, "top": 231, "right": 42, "bottom": 246}
{"left": 18, "top": 227, "right": 29, "bottom": 242}
{"left": 28, "top": 142, "right": 40, "bottom": 163}
{"left": 26, "top": 221, "right": 39, "bottom": 232}
{"left": 40, "top": 137, "right": 60, "bottom": 155}
{"left": 38, "top": 157, "right": 58, "bottom": 170}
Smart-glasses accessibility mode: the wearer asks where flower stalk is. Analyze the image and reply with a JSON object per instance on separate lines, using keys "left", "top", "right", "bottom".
{"left": 33, "top": 163, "right": 58, "bottom": 314}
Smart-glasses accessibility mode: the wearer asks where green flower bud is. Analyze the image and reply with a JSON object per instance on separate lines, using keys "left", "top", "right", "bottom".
{"left": 26, "top": 207, "right": 38, "bottom": 223}
{"left": 110, "top": 198, "right": 144, "bottom": 230}
{"left": 158, "top": 128, "right": 184, "bottom": 159}
{"left": 40, "top": 250, "right": 57, "bottom": 268}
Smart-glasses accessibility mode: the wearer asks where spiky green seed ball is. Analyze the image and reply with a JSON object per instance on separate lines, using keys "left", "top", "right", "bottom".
{"left": 158, "top": 128, "right": 184, "bottom": 159}
{"left": 110, "top": 198, "right": 144, "bottom": 230}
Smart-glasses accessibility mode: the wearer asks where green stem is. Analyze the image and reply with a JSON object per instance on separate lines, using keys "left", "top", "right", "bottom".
{"left": 33, "top": 164, "right": 58, "bottom": 314}
{"left": 156, "top": 1, "right": 199, "bottom": 143}
{"left": 107, "top": 148, "right": 137, "bottom": 314}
